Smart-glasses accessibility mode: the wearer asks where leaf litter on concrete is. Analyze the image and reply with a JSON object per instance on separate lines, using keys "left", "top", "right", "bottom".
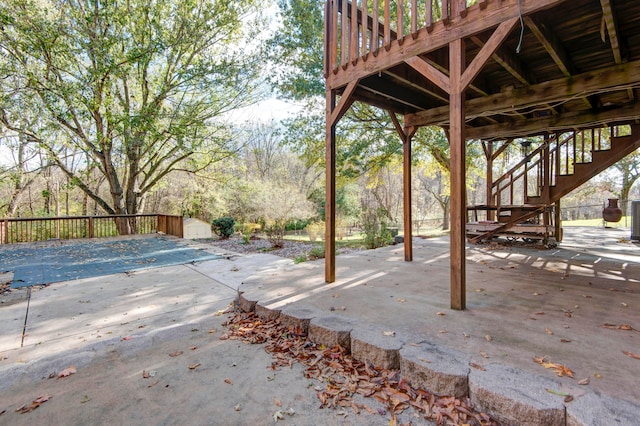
{"left": 223, "top": 310, "right": 498, "bottom": 426}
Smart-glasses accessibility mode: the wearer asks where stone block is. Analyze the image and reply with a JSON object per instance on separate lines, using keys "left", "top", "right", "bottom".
{"left": 255, "top": 304, "right": 281, "bottom": 321}
{"left": 469, "top": 364, "right": 565, "bottom": 426}
{"left": 400, "top": 342, "right": 469, "bottom": 398}
{"left": 278, "top": 304, "right": 323, "bottom": 334}
{"left": 566, "top": 392, "right": 640, "bottom": 426}
{"left": 351, "top": 325, "right": 407, "bottom": 370}
{"left": 309, "top": 315, "right": 358, "bottom": 352}
{"left": 237, "top": 290, "right": 257, "bottom": 313}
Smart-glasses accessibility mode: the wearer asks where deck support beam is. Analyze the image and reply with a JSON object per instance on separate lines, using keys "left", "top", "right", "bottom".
{"left": 390, "top": 112, "right": 417, "bottom": 262}
{"left": 449, "top": 38, "right": 466, "bottom": 310}
{"left": 325, "top": 80, "right": 359, "bottom": 283}
{"left": 325, "top": 90, "right": 337, "bottom": 283}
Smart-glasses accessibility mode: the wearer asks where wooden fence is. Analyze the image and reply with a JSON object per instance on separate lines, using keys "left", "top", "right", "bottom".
{"left": 0, "top": 214, "right": 183, "bottom": 244}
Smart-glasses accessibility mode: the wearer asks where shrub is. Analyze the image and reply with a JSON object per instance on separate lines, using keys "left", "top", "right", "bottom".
{"left": 237, "top": 222, "right": 260, "bottom": 244}
{"left": 308, "top": 245, "right": 325, "bottom": 260}
{"left": 264, "top": 221, "right": 285, "bottom": 248}
{"left": 360, "top": 207, "right": 393, "bottom": 249}
{"left": 211, "top": 217, "right": 236, "bottom": 239}
{"left": 305, "top": 221, "right": 324, "bottom": 242}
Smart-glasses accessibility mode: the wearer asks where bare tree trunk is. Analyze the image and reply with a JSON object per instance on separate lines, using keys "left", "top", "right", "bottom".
{"left": 441, "top": 197, "right": 450, "bottom": 231}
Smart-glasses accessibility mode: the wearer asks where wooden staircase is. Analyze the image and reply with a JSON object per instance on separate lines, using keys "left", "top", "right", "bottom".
{"left": 544, "top": 125, "right": 640, "bottom": 204}
{"left": 467, "top": 124, "right": 640, "bottom": 243}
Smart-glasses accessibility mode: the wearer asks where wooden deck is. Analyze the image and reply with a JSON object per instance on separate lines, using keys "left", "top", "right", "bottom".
{"left": 324, "top": 0, "right": 640, "bottom": 309}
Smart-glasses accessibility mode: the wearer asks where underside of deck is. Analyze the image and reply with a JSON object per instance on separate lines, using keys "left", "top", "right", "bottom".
{"left": 324, "top": 0, "right": 640, "bottom": 309}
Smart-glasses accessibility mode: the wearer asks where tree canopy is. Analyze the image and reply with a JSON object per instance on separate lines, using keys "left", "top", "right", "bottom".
{"left": 0, "top": 0, "right": 265, "bottom": 222}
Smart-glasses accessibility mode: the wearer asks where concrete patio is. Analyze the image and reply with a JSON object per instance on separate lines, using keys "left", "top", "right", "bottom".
{"left": 1, "top": 227, "right": 639, "bottom": 424}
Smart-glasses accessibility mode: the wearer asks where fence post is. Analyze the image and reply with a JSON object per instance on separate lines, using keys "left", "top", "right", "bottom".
{"left": 89, "top": 216, "right": 94, "bottom": 238}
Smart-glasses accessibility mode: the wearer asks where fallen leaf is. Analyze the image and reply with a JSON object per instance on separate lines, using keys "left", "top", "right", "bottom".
{"left": 438, "top": 329, "right": 447, "bottom": 334}
{"left": 545, "top": 328, "right": 554, "bottom": 335}
{"left": 274, "top": 397, "right": 282, "bottom": 407}
{"left": 58, "top": 365, "right": 77, "bottom": 378}
{"left": 383, "top": 331, "right": 395, "bottom": 336}
{"left": 621, "top": 302, "right": 628, "bottom": 307}
{"left": 80, "top": 395, "right": 91, "bottom": 403}
{"left": 219, "top": 333, "right": 230, "bottom": 340}
{"left": 541, "top": 361, "right": 574, "bottom": 377}
{"left": 273, "top": 410, "right": 284, "bottom": 422}
{"left": 564, "top": 395, "right": 574, "bottom": 403}
{"left": 480, "top": 351, "right": 490, "bottom": 359}
{"left": 15, "top": 394, "right": 51, "bottom": 414}
{"left": 560, "top": 339, "right": 572, "bottom": 343}
{"left": 208, "top": 328, "right": 216, "bottom": 334}
{"left": 169, "top": 351, "right": 183, "bottom": 357}
{"left": 147, "top": 380, "right": 159, "bottom": 388}
{"left": 121, "top": 336, "right": 133, "bottom": 341}
{"left": 578, "top": 378, "right": 590, "bottom": 385}
{"left": 190, "top": 346, "right": 197, "bottom": 351}
{"left": 622, "top": 351, "right": 640, "bottom": 360}
{"left": 142, "top": 370, "right": 150, "bottom": 379}
{"left": 224, "top": 378, "right": 232, "bottom": 385}
{"left": 485, "top": 335, "right": 492, "bottom": 342}
{"left": 188, "top": 363, "right": 201, "bottom": 370}
{"left": 436, "top": 312, "right": 445, "bottom": 316}
{"left": 594, "top": 373, "right": 602, "bottom": 379}
{"left": 234, "top": 404, "right": 241, "bottom": 411}
{"left": 418, "top": 357, "right": 432, "bottom": 364}
{"left": 469, "top": 362, "right": 486, "bottom": 371}
{"left": 545, "top": 388, "right": 569, "bottom": 397}
{"left": 397, "top": 298, "right": 406, "bottom": 303}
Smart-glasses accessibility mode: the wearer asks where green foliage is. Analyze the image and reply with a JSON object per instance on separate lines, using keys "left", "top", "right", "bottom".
{"left": 264, "top": 221, "right": 286, "bottom": 249}
{"left": 293, "top": 254, "right": 307, "bottom": 264}
{"left": 308, "top": 245, "right": 325, "bottom": 260}
{"left": 360, "top": 207, "right": 393, "bottom": 250}
{"left": 212, "top": 217, "right": 236, "bottom": 239}
{"left": 269, "top": 0, "right": 325, "bottom": 99}
{"left": 236, "top": 222, "right": 260, "bottom": 244}
{"left": 0, "top": 0, "right": 265, "bottom": 216}
{"left": 285, "top": 219, "right": 310, "bottom": 232}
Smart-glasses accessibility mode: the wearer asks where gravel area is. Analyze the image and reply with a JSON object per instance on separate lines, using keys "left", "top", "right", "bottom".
{"left": 203, "top": 236, "right": 363, "bottom": 260}
{"left": 202, "top": 237, "right": 364, "bottom": 260}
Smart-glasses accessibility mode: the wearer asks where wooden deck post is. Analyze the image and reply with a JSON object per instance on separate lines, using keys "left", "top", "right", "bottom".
{"left": 403, "top": 127, "right": 415, "bottom": 261}
{"left": 450, "top": 38, "right": 467, "bottom": 310}
{"left": 325, "top": 90, "right": 337, "bottom": 283}
{"left": 485, "top": 141, "right": 494, "bottom": 221}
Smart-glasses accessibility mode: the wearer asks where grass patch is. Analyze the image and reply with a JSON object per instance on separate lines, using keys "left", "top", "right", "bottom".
{"left": 563, "top": 217, "right": 631, "bottom": 227}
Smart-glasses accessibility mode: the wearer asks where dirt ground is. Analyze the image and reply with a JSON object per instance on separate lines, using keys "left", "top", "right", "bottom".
{"left": 0, "top": 310, "right": 433, "bottom": 426}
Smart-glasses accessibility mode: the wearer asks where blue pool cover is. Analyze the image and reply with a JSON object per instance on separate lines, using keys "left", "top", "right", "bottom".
{"left": 1, "top": 237, "right": 222, "bottom": 288}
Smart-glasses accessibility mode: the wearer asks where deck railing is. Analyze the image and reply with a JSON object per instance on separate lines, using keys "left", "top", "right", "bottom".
{"left": 324, "top": 0, "right": 480, "bottom": 75}
{"left": 490, "top": 125, "right": 628, "bottom": 206}
{"left": 0, "top": 214, "right": 184, "bottom": 245}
